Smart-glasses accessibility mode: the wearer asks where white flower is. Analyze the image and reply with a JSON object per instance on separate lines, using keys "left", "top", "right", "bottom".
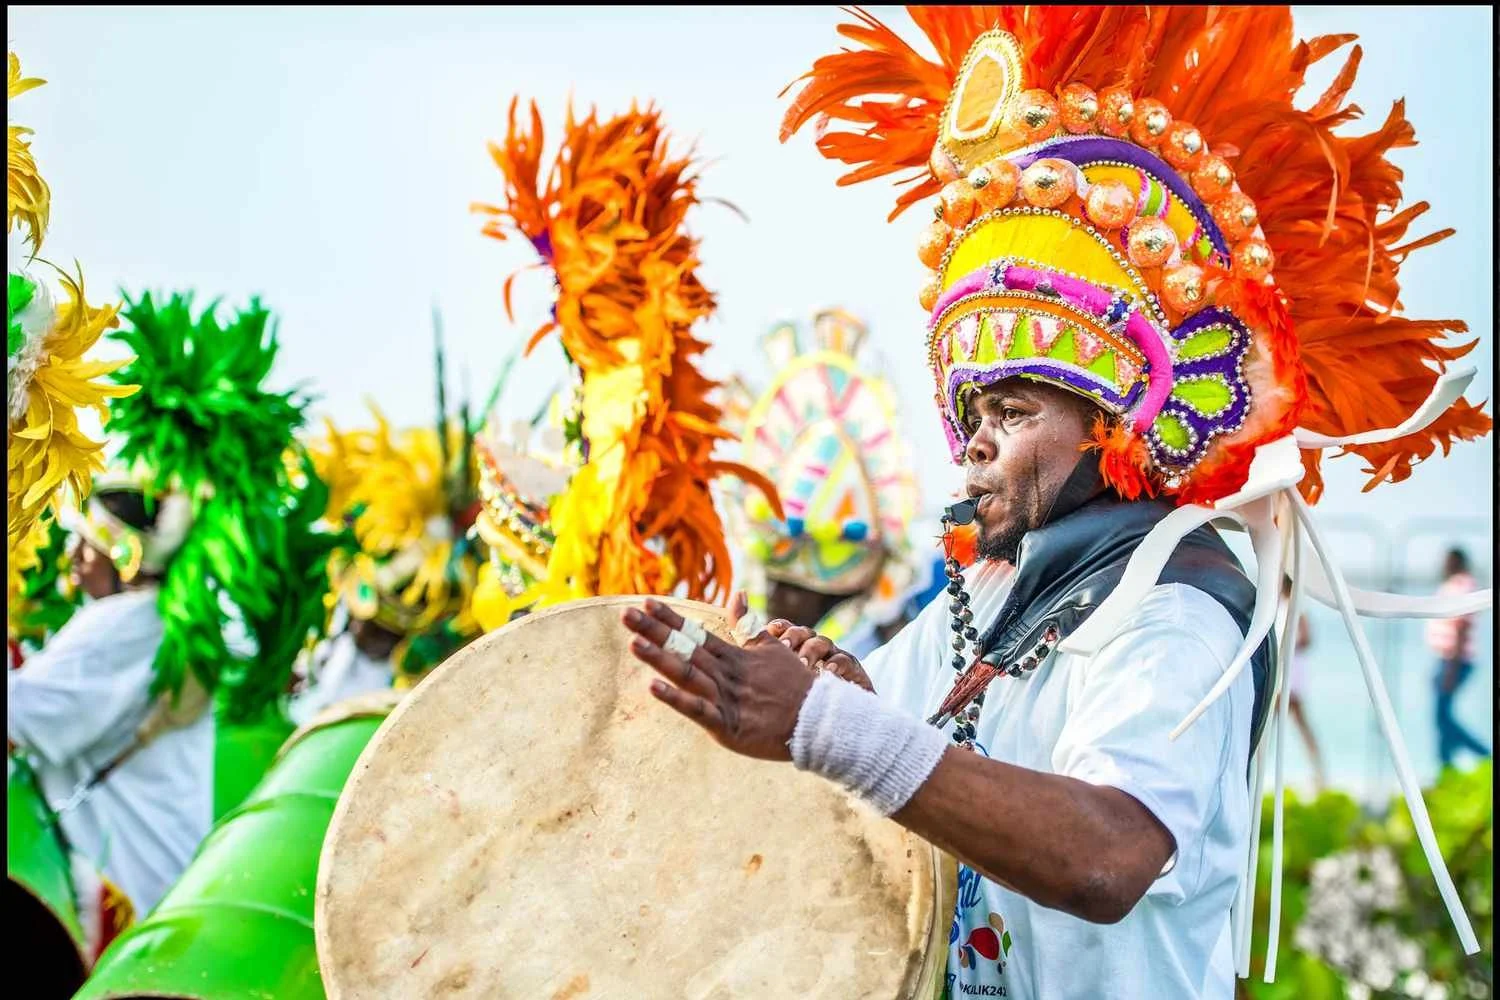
{"left": 1395, "top": 940, "right": 1424, "bottom": 971}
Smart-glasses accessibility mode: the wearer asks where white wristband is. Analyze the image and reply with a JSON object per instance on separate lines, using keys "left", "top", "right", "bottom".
{"left": 788, "top": 672, "right": 949, "bottom": 816}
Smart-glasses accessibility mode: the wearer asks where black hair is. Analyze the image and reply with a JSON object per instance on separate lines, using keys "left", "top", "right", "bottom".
{"left": 95, "top": 488, "right": 160, "bottom": 533}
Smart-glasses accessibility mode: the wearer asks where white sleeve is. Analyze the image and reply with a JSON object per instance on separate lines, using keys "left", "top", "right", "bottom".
{"left": 6, "top": 608, "right": 154, "bottom": 767}
{"left": 862, "top": 592, "right": 941, "bottom": 700}
{"left": 1050, "top": 584, "right": 1249, "bottom": 903}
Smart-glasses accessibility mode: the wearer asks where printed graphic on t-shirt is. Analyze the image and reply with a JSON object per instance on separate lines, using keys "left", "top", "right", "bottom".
{"left": 942, "top": 741, "right": 1016, "bottom": 998}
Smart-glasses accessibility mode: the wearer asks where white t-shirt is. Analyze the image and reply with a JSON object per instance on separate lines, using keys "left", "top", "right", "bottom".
{"left": 7, "top": 588, "right": 216, "bottom": 915}
{"left": 288, "top": 632, "right": 392, "bottom": 727}
{"left": 865, "top": 559, "right": 1253, "bottom": 999}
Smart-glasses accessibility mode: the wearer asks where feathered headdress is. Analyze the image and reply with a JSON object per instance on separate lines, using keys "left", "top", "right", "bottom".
{"left": 473, "top": 100, "right": 777, "bottom": 606}
{"left": 7, "top": 52, "right": 50, "bottom": 253}
{"left": 783, "top": 6, "right": 1489, "bottom": 978}
{"left": 7, "top": 53, "right": 137, "bottom": 603}
{"left": 6, "top": 516, "right": 80, "bottom": 651}
{"left": 469, "top": 401, "right": 574, "bottom": 631}
{"left": 102, "top": 292, "right": 343, "bottom": 721}
{"left": 781, "top": 7, "right": 1489, "bottom": 505}
{"left": 308, "top": 322, "right": 484, "bottom": 681}
{"left": 724, "top": 309, "right": 920, "bottom": 634}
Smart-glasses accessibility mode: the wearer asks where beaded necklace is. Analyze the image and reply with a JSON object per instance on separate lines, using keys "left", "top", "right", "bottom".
{"left": 930, "top": 496, "right": 1063, "bottom": 751}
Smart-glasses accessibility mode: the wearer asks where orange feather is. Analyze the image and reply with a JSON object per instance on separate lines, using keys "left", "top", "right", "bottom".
{"left": 781, "top": 5, "right": 1490, "bottom": 504}
{"left": 476, "top": 102, "right": 780, "bottom": 602}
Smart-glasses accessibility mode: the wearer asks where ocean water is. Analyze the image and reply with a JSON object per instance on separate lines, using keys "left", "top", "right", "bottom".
{"left": 1277, "top": 599, "right": 1493, "bottom": 802}
{"left": 1220, "top": 522, "right": 1495, "bottom": 804}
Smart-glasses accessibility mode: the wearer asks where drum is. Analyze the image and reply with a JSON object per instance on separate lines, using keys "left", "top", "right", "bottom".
{"left": 74, "top": 689, "right": 403, "bottom": 1000}
{"left": 7, "top": 754, "right": 89, "bottom": 998}
{"left": 213, "top": 705, "right": 297, "bottom": 821}
{"left": 317, "top": 597, "right": 955, "bottom": 999}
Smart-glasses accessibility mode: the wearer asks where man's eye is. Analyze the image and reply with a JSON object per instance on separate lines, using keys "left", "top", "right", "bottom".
{"left": 1001, "top": 407, "right": 1024, "bottom": 422}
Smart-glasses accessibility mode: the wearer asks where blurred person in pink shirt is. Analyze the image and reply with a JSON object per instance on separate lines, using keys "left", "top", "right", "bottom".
{"left": 1425, "top": 548, "right": 1490, "bottom": 770}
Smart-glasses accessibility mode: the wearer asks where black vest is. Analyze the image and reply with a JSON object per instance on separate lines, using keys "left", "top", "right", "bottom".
{"left": 977, "top": 497, "right": 1277, "bottom": 751}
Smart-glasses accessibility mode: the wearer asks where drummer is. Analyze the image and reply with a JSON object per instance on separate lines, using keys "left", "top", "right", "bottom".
{"left": 624, "top": 8, "right": 1488, "bottom": 997}
{"left": 307, "top": 395, "right": 489, "bottom": 690}
{"left": 725, "top": 310, "right": 922, "bottom": 661}
{"left": 7, "top": 481, "right": 211, "bottom": 952}
{"left": 288, "top": 608, "right": 397, "bottom": 727}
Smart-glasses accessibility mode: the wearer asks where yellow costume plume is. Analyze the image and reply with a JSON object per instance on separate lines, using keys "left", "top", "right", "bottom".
{"left": 7, "top": 52, "right": 50, "bottom": 253}
{"left": 7, "top": 53, "right": 137, "bottom": 605}
{"left": 307, "top": 405, "right": 481, "bottom": 675}
{"left": 474, "top": 101, "right": 778, "bottom": 605}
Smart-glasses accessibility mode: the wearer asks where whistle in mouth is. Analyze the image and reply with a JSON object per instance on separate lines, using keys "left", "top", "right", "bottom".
{"left": 944, "top": 496, "right": 982, "bottom": 527}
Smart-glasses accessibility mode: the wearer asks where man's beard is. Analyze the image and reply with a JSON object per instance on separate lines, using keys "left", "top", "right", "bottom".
{"left": 975, "top": 519, "right": 1026, "bottom": 565}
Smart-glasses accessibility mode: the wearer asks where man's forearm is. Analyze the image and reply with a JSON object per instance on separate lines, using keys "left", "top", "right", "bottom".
{"left": 892, "top": 748, "right": 1174, "bottom": 924}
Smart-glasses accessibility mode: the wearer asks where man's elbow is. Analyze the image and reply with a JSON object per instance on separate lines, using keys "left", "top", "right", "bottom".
{"left": 1063, "top": 864, "right": 1151, "bottom": 924}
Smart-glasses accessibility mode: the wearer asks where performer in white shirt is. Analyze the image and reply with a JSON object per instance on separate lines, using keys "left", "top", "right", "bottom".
{"left": 9, "top": 482, "right": 210, "bottom": 944}
{"left": 621, "top": 7, "right": 1488, "bottom": 997}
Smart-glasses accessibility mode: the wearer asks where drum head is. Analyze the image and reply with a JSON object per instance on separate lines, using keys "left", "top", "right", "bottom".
{"left": 317, "top": 596, "right": 945, "bottom": 999}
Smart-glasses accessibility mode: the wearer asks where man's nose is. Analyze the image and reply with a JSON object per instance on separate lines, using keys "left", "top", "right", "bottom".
{"left": 964, "top": 421, "right": 996, "bottom": 465}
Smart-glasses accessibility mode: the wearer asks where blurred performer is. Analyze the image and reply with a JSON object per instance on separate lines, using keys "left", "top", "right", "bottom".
{"left": 724, "top": 310, "right": 921, "bottom": 658}
{"left": 472, "top": 98, "right": 773, "bottom": 609}
{"left": 1426, "top": 547, "right": 1489, "bottom": 769}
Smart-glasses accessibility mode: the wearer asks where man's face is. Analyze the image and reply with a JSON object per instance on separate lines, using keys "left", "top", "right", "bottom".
{"left": 765, "top": 579, "right": 844, "bottom": 630}
{"left": 961, "top": 378, "right": 1099, "bottom": 564}
{"left": 350, "top": 616, "right": 402, "bottom": 662}
{"left": 69, "top": 537, "right": 120, "bottom": 600}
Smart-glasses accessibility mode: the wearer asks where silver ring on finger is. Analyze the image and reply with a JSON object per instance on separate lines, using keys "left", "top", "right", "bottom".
{"left": 678, "top": 618, "right": 709, "bottom": 646}
{"left": 663, "top": 629, "right": 700, "bottom": 659}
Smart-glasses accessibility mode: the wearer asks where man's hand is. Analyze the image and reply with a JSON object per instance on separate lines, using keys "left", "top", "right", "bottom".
{"left": 622, "top": 599, "right": 814, "bottom": 762}
{"left": 765, "top": 620, "right": 875, "bottom": 693}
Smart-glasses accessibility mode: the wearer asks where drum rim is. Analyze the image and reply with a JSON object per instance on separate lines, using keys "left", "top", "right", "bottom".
{"left": 277, "top": 688, "right": 406, "bottom": 762}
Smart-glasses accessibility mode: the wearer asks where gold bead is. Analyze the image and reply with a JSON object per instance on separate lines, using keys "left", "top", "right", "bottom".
{"left": 1058, "top": 83, "right": 1099, "bottom": 134}
{"left": 1233, "top": 238, "right": 1275, "bottom": 280}
{"left": 1097, "top": 87, "right": 1135, "bottom": 137}
{"left": 918, "top": 220, "right": 953, "bottom": 270}
{"left": 1008, "top": 88, "right": 1061, "bottom": 144}
{"left": 1191, "top": 155, "right": 1236, "bottom": 204}
{"left": 1211, "top": 191, "right": 1259, "bottom": 241}
{"left": 972, "top": 158, "right": 1020, "bottom": 211}
{"left": 1082, "top": 180, "right": 1137, "bottom": 230}
{"left": 1126, "top": 217, "right": 1178, "bottom": 268}
{"left": 1129, "top": 98, "right": 1172, "bottom": 147}
{"left": 1161, "top": 262, "right": 1208, "bottom": 313}
{"left": 1161, "top": 121, "right": 1206, "bottom": 170}
{"left": 940, "top": 179, "right": 977, "bottom": 228}
{"left": 1019, "top": 158, "right": 1076, "bottom": 209}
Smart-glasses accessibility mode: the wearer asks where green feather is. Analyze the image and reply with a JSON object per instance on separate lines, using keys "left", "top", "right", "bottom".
{"left": 109, "top": 292, "right": 352, "bottom": 722}
{"left": 7, "top": 272, "right": 37, "bottom": 362}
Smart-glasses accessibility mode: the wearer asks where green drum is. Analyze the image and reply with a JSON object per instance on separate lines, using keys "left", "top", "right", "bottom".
{"left": 75, "top": 690, "right": 401, "bottom": 1000}
{"left": 7, "top": 754, "right": 89, "bottom": 999}
{"left": 213, "top": 706, "right": 296, "bottom": 821}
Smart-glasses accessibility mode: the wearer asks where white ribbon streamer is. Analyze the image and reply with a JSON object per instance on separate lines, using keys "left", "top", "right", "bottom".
{"left": 1293, "top": 368, "right": 1475, "bottom": 449}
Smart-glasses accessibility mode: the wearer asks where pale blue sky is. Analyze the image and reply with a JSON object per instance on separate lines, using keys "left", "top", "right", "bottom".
{"left": 8, "top": 5, "right": 1493, "bottom": 571}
